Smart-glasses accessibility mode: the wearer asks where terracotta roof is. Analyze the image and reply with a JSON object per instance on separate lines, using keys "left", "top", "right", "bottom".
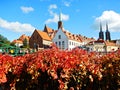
{"left": 62, "top": 30, "right": 95, "bottom": 43}
{"left": 44, "top": 25, "right": 53, "bottom": 33}
{"left": 105, "top": 41, "right": 116, "bottom": 46}
{"left": 63, "top": 30, "right": 82, "bottom": 42}
{"left": 12, "top": 40, "right": 23, "bottom": 44}
{"left": 19, "top": 34, "right": 30, "bottom": 41}
{"left": 36, "top": 30, "right": 51, "bottom": 41}
{"left": 94, "top": 39, "right": 105, "bottom": 43}
{"left": 48, "top": 30, "right": 57, "bottom": 40}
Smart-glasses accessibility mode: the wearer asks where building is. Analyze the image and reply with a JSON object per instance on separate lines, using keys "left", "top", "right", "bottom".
{"left": 12, "top": 34, "right": 30, "bottom": 47}
{"left": 87, "top": 22, "right": 119, "bottom": 53}
{"left": 29, "top": 29, "right": 52, "bottom": 50}
{"left": 99, "top": 22, "right": 111, "bottom": 41}
{"left": 86, "top": 39, "right": 118, "bottom": 53}
{"left": 52, "top": 13, "right": 95, "bottom": 50}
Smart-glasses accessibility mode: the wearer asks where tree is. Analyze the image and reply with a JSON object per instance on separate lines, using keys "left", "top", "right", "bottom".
{"left": 23, "top": 38, "right": 29, "bottom": 48}
{"left": 0, "top": 34, "right": 10, "bottom": 47}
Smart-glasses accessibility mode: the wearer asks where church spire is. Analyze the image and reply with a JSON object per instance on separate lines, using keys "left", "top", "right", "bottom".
{"left": 99, "top": 22, "right": 104, "bottom": 40}
{"left": 100, "top": 22, "right": 102, "bottom": 31}
{"left": 105, "top": 22, "right": 111, "bottom": 41}
{"left": 59, "top": 11, "right": 62, "bottom": 21}
{"left": 58, "top": 11, "right": 63, "bottom": 29}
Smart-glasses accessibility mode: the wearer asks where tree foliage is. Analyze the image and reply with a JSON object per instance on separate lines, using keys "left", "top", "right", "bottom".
{"left": 0, "top": 46, "right": 120, "bottom": 90}
{"left": 0, "top": 34, "right": 10, "bottom": 46}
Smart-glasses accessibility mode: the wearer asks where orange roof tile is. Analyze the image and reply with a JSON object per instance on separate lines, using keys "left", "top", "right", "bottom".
{"left": 44, "top": 25, "right": 53, "bottom": 33}
{"left": 36, "top": 30, "right": 51, "bottom": 41}
{"left": 19, "top": 34, "right": 30, "bottom": 41}
{"left": 105, "top": 41, "right": 116, "bottom": 46}
{"left": 62, "top": 30, "right": 95, "bottom": 43}
{"left": 12, "top": 40, "right": 23, "bottom": 44}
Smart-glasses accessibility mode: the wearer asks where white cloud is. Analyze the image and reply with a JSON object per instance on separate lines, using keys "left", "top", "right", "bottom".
{"left": 62, "top": 0, "right": 73, "bottom": 7}
{"left": 45, "top": 4, "right": 69, "bottom": 24}
{"left": 49, "top": 4, "right": 57, "bottom": 10}
{"left": 63, "top": 1, "right": 70, "bottom": 7}
{"left": 0, "top": 18, "right": 35, "bottom": 33}
{"left": 20, "top": 6, "right": 34, "bottom": 13}
{"left": 94, "top": 10, "right": 120, "bottom": 32}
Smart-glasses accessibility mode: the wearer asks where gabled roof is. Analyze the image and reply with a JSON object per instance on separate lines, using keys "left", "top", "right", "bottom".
{"left": 36, "top": 30, "right": 51, "bottom": 41}
{"left": 19, "top": 34, "right": 30, "bottom": 41}
{"left": 44, "top": 25, "right": 53, "bottom": 33}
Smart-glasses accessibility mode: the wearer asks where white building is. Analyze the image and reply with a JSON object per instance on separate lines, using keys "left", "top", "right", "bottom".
{"left": 52, "top": 14, "right": 95, "bottom": 50}
{"left": 86, "top": 39, "right": 119, "bottom": 53}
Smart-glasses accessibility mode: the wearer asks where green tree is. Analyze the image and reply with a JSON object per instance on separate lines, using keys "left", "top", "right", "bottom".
{"left": 23, "top": 38, "right": 29, "bottom": 48}
{"left": 0, "top": 34, "right": 10, "bottom": 47}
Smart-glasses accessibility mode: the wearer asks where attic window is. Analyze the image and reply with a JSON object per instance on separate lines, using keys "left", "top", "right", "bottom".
{"left": 58, "top": 35, "right": 61, "bottom": 39}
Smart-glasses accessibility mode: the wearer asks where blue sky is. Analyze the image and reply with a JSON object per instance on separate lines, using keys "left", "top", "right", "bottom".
{"left": 0, "top": 0, "right": 120, "bottom": 41}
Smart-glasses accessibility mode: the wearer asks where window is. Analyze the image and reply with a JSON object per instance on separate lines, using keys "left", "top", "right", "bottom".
{"left": 62, "top": 41, "right": 65, "bottom": 50}
{"left": 59, "top": 41, "right": 61, "bottom": 49}
{"left": 69, "top": 41, "right": 71, "bottom": 45}
{"left": 58, "top": 35, "right": 61, "bottom": 39}
{"left": 55, "top": 42, "right": 57, "bottom": 45}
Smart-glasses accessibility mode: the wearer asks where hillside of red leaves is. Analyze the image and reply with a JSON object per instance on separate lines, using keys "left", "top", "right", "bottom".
{"left": 0, "top": 46, "right": 120, "bottom": 90}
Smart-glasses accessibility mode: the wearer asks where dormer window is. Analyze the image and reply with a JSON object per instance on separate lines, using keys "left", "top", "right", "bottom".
{"left": 58, "top": 35, "right": 61, "bottom": 39}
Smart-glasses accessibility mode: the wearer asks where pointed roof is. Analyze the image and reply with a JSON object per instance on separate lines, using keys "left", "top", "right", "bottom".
{"left": 19, "top": 34, "right": 30, "bottom": 41}
{"left": 59, "top": 10, "right": 62, "bottom": 21}
{"left": 100, "top": 22, "right": 102, "bottom": 31}
{"left": 106, "top": 22, "right": 109, "bottom": 31}
{"left": 36, "top": 30, "right": 51, "bottom": 41}
{"left": 43, "top": 25, "right": 53, "bottom": 33}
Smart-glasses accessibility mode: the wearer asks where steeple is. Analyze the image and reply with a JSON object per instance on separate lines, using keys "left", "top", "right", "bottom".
{"left": 58, "top": 11, "right": 63, "bottom": 29}
{"left": 99, "top": 22, "right": 104, "bottom": 40}
{"left": 105, "top": 23, "right": 111, "bottom": 41}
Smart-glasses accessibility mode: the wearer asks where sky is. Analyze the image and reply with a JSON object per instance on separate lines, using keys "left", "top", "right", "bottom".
{"left": 0, "top": 0, "right": 120, "bottom": 41}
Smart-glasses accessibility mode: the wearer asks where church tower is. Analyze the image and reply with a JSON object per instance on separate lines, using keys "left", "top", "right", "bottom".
{"left": 58, "top": 12, "right": 63, "bottom": 29}
{"left": 99, "top": 22, "right": 104, "bottom": 40}
{"left": 105, "top": 23, "right": 111, "bottom": 41}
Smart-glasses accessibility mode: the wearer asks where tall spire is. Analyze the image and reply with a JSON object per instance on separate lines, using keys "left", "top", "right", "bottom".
{"left": 58, "top": 10, "right": 63, "bottom": 29}
{"left": 106, "top": 22, "right": 108, "bottom": 31}
{"left": 59, "top": 10, "right": 62, "bottom": 21}
{"left": 99, "top": 22, "right": 104, "bottom": 40}
{"left": 100, "top": 22, "right": 102, "bottom": 31}
{"left": 105, "top": 22, "right": 111, "bottom": 41}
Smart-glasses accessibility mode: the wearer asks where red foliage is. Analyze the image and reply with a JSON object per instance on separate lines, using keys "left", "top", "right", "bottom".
{"left": 0, "top": 47, "right": 120, "bottom": 90}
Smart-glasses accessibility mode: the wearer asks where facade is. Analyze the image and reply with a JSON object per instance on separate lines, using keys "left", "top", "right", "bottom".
{"left": 52, "top": 14, "right": 95, "bottom": 50}
{"left": 12, "top": 40, "right": 23, "bottom": 47}
{"left": 29, "top": 29, "right": 52, "bottom": 50}
{"left": 87, "top": 39, "right": 119, "bottom": 53}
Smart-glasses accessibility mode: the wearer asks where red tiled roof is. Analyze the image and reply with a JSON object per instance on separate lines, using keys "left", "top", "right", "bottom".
{"left": 63, "top": 30, "right": 95, "bottom": 43}
{"left": 105, "top": 41, "right": 116, "bottom": 46}
{"left": 19, "top": 34, "right": 30, "bottom": 41}
{"left": 36, "top": 30, "right": 51, "bottom": 41}
{"left": 44, "top": 25, "right": 53, "bottom": 33}
{"left": 12, "top": 39, "right": 23, "bottom": 44}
